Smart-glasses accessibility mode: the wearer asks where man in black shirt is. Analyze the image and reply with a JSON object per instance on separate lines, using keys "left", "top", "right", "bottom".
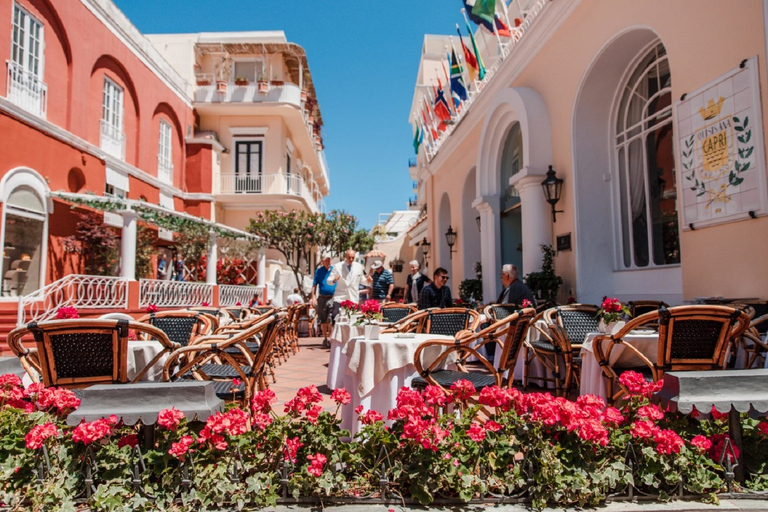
{"left": 497, "top": 264, "right": 536, "bottom": 306}
{"left": 418, "top": 267, "right": 453, "bottom": 310}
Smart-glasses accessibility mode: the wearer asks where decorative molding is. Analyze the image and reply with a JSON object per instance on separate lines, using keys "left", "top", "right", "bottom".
{"left": 228, "top": 126, "right": 268, "bottom": 137}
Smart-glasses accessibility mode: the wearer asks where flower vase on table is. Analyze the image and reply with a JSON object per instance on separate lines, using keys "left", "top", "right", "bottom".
{"left": 596, "top": 297, "right": 631, "bottom": 335}
{"left": 355, "top": 300, "right": 384, "bottom": 340}
{"left": 338, "top": 300, "right": 359, "bottom": 324}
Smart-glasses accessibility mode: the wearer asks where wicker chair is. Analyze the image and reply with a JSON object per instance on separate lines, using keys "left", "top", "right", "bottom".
{"left": 412, "top": 308, "right": 536, "bottom": 395}
{"left": 136, "top": 310, "right": 213, "bottom": 347}
{"left": 7, "top": 319, "right": 175, "bottom": 387}
{"left": 627, "top": 300, "right": 669, "bottom": 318}
{"left": 163, "top": 312, "right": 284, "bottom": 403}
{"left": 484, "top": 304, "right": 519, "bottom": 321}
{"left": 381, "top": 303, "right": 417, "bottom": 323}
{"left": 542, "top": 304, "right": 601, "bottom": 348}
{"left": 222, "top": 307, "right": 248, "bottom": 322}
{"left": 733, "top": 313, "right": 768, "bottom": 369}
{"left": 593, "top": 305, "right": 751, "bottom": 405}
{"left": 383, "top": 308, "right": 481, "bottom": 337}
{"left": 187, "top": 307, "right": 227, "bottom": 330}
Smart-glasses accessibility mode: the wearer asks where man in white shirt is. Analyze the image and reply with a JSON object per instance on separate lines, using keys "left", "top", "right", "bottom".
{"left": 330, "top": 249, "right": 370, "bottom": 306}
{"left": 286, "top": 288, "right": 304, "bottom": 306}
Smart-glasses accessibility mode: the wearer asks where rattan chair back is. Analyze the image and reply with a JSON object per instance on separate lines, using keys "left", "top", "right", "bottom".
{"left": 484, "top": 304, "right": 519, "bottom": 322}
{"left": 381, "top": 303, "right": 417, "bottom": 323}
{"left": 223, "top": 307, "right": 247, "bottom": 322}
{"left": 627, "top": 300, "right": 669, "bottom": 318}
{"left": 137, "top": 310, "right": 212, "bottom": 347}
{"left": 423, "top": 308, "right": 481, "bottom": 337}
{"left": 544, "top": 304, "right": 600, "bottom": 347}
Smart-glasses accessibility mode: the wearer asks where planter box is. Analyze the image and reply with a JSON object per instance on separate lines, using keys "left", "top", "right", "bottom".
{"left": 234, "top": 80, "right": 249, "bottom": 86}
{"left": 257, "top": 81, "right": 269, "bottom": 93}
{"left": 216, "top": 81, "right": 227, "bottom": 92}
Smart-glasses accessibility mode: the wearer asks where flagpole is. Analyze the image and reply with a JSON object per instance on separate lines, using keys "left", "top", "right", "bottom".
{"left": 498, "top": 0, "right": 515, "bottom": 44}
{"left": 440, "top": 56, "right": 456, "bottom": 117}
{"left": 461, "top": 8, "right": 486, "bottom": 81}
{"left": 450, "top": 36, "right": 473, "bottom": 101}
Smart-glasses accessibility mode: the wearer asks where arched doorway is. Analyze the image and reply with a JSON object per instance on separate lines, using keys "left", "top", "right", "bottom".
{"left": 499, "top": 123, "right": 523, "bottom": 273}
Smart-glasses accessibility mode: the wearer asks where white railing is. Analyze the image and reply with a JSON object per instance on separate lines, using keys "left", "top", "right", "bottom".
{"left": 17, "top": 275, "right": 130, "bottom": 326}
{"left": 6, "top": 61, "right": 47, "bottom": 118}
{"left": 139, "top": 279, "right": 213, "bottom": 308}
{"left": 418, "top": 0, "right": 548, "bottom": 162}
{"left": 100, "top": 119, "right": 126, "bottom": 160}
{"left": 157, "top": 156, "right": 173, "bottom": 185}
{"left": 194, "top": 81, "right": 302, "bottom": 107}
{"left": 218, "top": 172, "right": 323, "bottom": 212}
{"left": 219, "top": 284, "right": 261, "bottom": 306}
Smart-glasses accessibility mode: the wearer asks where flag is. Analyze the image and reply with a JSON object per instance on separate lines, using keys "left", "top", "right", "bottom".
{"left": 412, "top": 124, "right": 422, "bottom": 154}
{"left": 463, "top": 0, "right": 495, "bottom": 32}
{"left": 464, "top": 18, "right": 486, "bottom": 80}
{"left": 494, "top": 14, "right": 510, "bottom": 37}
{"left": 433, "top": 82, "right": 452, "bottom": 129}
{"left": 456, "top": 26, "right": 480, "bottom": 82}
{"left": 421, "top": 103, "right": 438, "bottom": 140}
{"left": 450, "top": 49, "right": 467, "bottom": 105}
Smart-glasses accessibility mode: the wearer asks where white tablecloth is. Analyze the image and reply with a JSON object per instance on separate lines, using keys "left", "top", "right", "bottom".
{"left": 579, "top": 331, "right": 659, "bottom": 399}
{"left": 127, "top": 340, "right": 169, "bottom": 381}
{"left": 326, "top": 322, "right": 363, "bottom": 390}
{"left": 337, "top": 332, "right": 453, "bottom": 436}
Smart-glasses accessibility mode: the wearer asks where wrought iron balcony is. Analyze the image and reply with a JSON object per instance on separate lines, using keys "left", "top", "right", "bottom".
{"left": 100, "top": 120, "right": 126, "bottom": 160}
{"left": 6, "top": 61, "right": 47, "bottom": 118}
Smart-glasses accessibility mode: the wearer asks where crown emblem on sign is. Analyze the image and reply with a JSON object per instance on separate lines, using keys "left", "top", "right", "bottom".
{"left": 698, "top": 97, "right": 725, "bottom": 120}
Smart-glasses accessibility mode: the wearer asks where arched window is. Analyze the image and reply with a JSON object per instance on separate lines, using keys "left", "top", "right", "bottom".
{"left": 1, "top": 177, "right": 48, "bottom": 296}
{"left": 614, "top": 42, "right": 679, "bottom": 268}
{"left": 499, "top": 123, "right": 523, "bottom": 270}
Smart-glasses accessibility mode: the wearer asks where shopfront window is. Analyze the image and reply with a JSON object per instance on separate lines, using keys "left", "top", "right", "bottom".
{"left": 2, "top": 185, "right": 45, "bottom": 296}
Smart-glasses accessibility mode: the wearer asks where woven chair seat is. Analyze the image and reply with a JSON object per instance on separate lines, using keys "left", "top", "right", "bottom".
{"left": 528, "top": 339, "right": 559, "bottom": 353}
{"left": 198, "top": 363, "right": 252, "bottom": 378}
{"left": 224, "top": 341, "right": 260, "bottom": 355}
{"left": 412, "top": 370, "right": 496, "bottom": 391}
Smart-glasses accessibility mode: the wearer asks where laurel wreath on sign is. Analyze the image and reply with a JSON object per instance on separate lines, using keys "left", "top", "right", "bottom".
{"left": 731, "top": 115, "right": 752, "bottom": 187}
{"left": 682, "top": 135, "right": 705, "bottom": 197}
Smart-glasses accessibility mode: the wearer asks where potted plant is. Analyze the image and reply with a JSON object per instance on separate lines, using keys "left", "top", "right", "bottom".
{"left": 524, "top": 244, "right": 563, "bottom": 305}
{"left": 234, "top": 76, "right": 249, "bottom": 86}
{"left": 196, "top": 75, "right": 211, "bottom": 86}
{"left": 215, "top": 79, "right": 227, "bottom": 92}
{"left": 270, "top": 79, "right": 284, "bottom": 87}
{"left": 300, "top": 88, "right": 308, "bottom": 102}
{"left": 257, "top": 75, "right": 269, "bottom": 93}
{"left": 596, "top": 297, "right": 631, "bottom": 333}
{"left": 354, "top": 299, "right": 383, "bottom": 340}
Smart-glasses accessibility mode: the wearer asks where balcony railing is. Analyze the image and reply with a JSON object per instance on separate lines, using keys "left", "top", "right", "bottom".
{"left": 194, "top": 81, "right": 302, "bottom": 107}
{"left": 17, "top": 275, "right": 129, "bottom": 326}
{"left": 139, "top": 279, "right": 213, "bottom": 308}
{"left": 157, "top": 155, "right": 173, "bottom": 185}
{"left": 219, "top": 173, "right": 324, "bottom": 212}
{"left": 219, "top": 284, "right": 261, "bottom": 307}
{"left": 100, "top": 119, "right": 126, "bottom": 160}
{"left": 6, "top": 61, "right": 47, "bottom": 118}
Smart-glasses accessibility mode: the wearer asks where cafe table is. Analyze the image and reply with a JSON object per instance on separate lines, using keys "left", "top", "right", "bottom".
{"left": 326, "top": 321, "right": 364, "bottom": 390}
{"left": 338, "top": 332, "right": 453, "bottom": 436}
{"left": 127, "top": 339, "right": 170, "bottom": 381}
{"left": 579, "top": 330, "right": 659, "bottom": 399}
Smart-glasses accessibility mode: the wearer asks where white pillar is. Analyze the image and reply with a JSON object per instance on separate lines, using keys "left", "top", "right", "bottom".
{"left": 120, "top": 209, "right": 138, "bottom": 279}
{"left": 206, "top": 231, "right": 217, "bottom": 285}
{"left": 472, "top": 194, "right": 500, "bottom": 303}
{"left": 514, "top": 175, "right": 553, "bottom": 274}
{"left": 257, "top": 251, "right": 266, "bottom": 298}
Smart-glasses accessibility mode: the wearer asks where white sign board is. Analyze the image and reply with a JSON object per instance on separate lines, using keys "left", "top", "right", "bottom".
{"left": 674, "top": 57, "right": 767, "bottom": 229}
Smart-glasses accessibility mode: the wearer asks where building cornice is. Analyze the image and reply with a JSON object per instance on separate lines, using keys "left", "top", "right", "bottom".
{"left": 0, "top": 97, "right": 210, "bottom": 203}
{"left": 425, "top": 0, "right": 582, "bottom": 170}
{"left": 79, "top": 0, "right": 193, "bottom": 107}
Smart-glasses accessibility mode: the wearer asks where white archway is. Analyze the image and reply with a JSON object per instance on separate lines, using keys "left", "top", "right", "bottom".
{"left": 571, "top": 27, "right": 682, "bottom": 305}
{"left": 0, "top": 167, "right": 52, "bottom": 296}
{"left": 474, "top": 87, "right": 554, "bottom": 302}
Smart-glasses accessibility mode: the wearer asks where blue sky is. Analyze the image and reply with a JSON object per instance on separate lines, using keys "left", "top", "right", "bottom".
{"left": 113, "top": 1, "right": 467, "bottom": 229}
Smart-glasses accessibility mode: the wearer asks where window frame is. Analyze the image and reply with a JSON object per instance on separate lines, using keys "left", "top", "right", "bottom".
{"left": 11, "top": 3, "right": 44, "bottom": 78}
{"left": 158, "top": 119, "right": 173, "bottom": 177}
{"left": 233, "top": 139, "right": 263, "bottom": 176}
{"left": 611, "top": 41, "right": 679, "bottom": 270}
{"left": 102, "top": 77, "right": 124, "bottom": 133}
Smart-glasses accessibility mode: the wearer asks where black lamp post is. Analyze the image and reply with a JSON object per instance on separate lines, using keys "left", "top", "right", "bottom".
{"left": 445, "top": 226, "right": 457, "bottom": 259}
{"left": 420, "top": 237, "right": 431, "bottom": 264}
{"left": 475, "top": 216, "right": 481, "bottom": 231}
{"left": 541, "top": 165, "right": 564, "bottom": 222}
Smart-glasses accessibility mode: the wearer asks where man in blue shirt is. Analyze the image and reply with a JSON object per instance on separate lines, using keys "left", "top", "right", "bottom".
{"left": 310, "top": 254, "right": 336, "bottom": 347}
{"left": 370, "top": 260, "right": 394, "bottom": 302}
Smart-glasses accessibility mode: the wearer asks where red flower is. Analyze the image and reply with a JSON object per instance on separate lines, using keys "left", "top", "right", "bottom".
{"left": 34, "top": 387, "right": 80, "bottom": 414}
{"left": 117, "top": 434, "right": 139, "bottom": 449}
{"left": 654, "top": 429, "right": 684, "bottom": 455}
{"left": 691, "top": 435, "right": 712, "bottom": 451}
{"left": 305, "top": 404, "right": 322, "bottom": 424}
{"left": 423, "top": 385, "right": 447, "bottom": 407}
{"left": 72, "top": 418, "right": 114, "bottom": 445}
{"left": 146, "top": 304, "right": 158, "bottom": 313}
{"left": 630, "top": 419, "right": 659, "bottom": 440}
{"left": 251, "top": 389, "right": 277, "bottom": 414}
{"left": 201, "top": 302, "right": 210, "bottom": 307}
{"left": 521, "top": 299, "right": 532, "bottom": 308}
{"left": 577, "top": 419, "right": 609, "bottom": 446}
{"left": 25, "top": 423, "right": 59, "bottom": 450}
{"left": 710, "top": 405, "right": 729, "bottom": 421}
{"left": 637, "top": 405, "right": 665, "bottom": 421}
{"left": 708, "top": 433, "right": 740, "bottom": 464}
{"left": 168, "top": 435, "right": 195, "bottom": 459}
{"left": 307, "top": 453, "right": 327, "bottom": 477}
{"left": 477, "top": 386, "right": 508, "bottom": 408}
{"left": 467, "top": 422, "right": 486, "bottom": 442}
{"left": 157, "top": 408, "right": 185, "bottom": 431}
{"left": 285, "top": 436, "right": 303, "bottom": 463}
{"left": 354, "top": 405, "right": 364, "bottom": 415}
{"left": 331, "top": 388, "right": 351, "bottom": 405}
{"left": 252, "top": 412, "right": 273, "bottom": 429}
{"left": 618, "top": 371, "right": 662, "bottom": 397}
{"left": 55, "top": 306, "right": 79, "bottom": 319}
{"left": 361, "top": 410, "right": 384, "bottom": 425}
{"left": 235, "top": 302, "right": 242, "bottom": 306}
{"left": 450, "top": 379, "right": 476, "bottom": 401}
{"left": 485, "top": 420, "right": 502, "bottom": 432}
{"left": 757, "top": 421, "right": 768, "bottom": 436}
{"left": 601, "top": 407, "right": 625, "bottom": 427}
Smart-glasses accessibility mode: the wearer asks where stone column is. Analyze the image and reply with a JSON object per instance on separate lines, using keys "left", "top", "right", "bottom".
{"left": 120, "top": 209, "right": 138, "bottom": 280}
{"left": 206, "top": 231, "right": 217, "bottom": 285}
{"left": 257, "top": 251, "right": 267, "bottom": 299}
{"left": 471, "top": 194, "right": 500, "bottom": 303}
{"left": 513, "top": 173, "right": 553, "bottom": 274}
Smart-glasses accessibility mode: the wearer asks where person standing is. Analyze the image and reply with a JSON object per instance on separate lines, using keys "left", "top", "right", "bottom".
{"left": 286, "top": 287, "right": 304, "bottom": 306}
{"left": 156, "top": 253, "right": 168, "bottom": 280}
{"left": 330, "top": 249, "right": 368, "bottom": 308}
{"left": 310, "top": 255, "right": 336, "bottom": 347}
{"left": 497, "top": 264, "right": 536, "bottom": 306}
{"left": 418, "top": 267, "right": 453, "bottom": 310}
{"left": 370, "top": 260, "right": 394, "bottom": 302}
{"left": 406, "top": 260, "right": 429, "bottom": 304}
{"left": 174, "top": 253, "right": 185, "bottom": 282}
